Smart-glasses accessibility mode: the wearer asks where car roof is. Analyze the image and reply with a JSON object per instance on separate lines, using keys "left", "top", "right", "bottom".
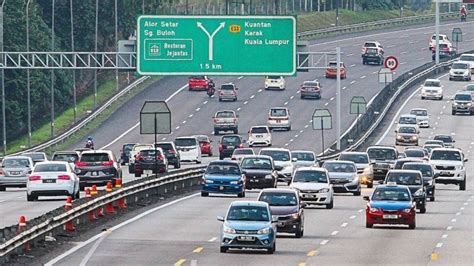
{"left": 3, "top": 156, "right": 32, "bottom": 160}
{"left": 270, "top": 107, "right": 288, "bottom": 110}
{"left": 250, "top": 125, "right": 269, "bottom": 128}
{"left": 388, "top": 169, "right": 422, "bottom": 174}
{"left": 260, "top": 148, "right": 290, "bottom": 152}
{"left": 175, "top": 136, "right": 198, "bottom": 139}
{"left": 324, "top": 160, "right": 356, "bottom": 165}
{"left": 156, "top": 141, "right": 174, "bottom": 145}
{"left": 425, "top": 79, "right": 440, "bottom": 82}
{"left": 34, "top": 161, "right": 69, "bottom": 166}
{"left": 242, "top": 155, "right": 273, "bottom": 160}
{"left": 403, "top": 162, "right": 431, "bottom": 167}
{"left": 367, "top": 145, "right": 397, "bottom": 150}
{"left": 80, "top": 150, "right": 113, "bottom": 154}
{"left": 411, "top": 107, "right": 428, "bottom": 111}
{"left": 53, "top": 151, "right": 79, "bottom": 154}
{"left": 431, "top": 148, "right": 461, "bottom": 152}
{"left": 454, "top": 91, "right": 472, "bottom": 96}
{"left": 399, "top": 114, "right": 417, "bottom": 118}
{"left": 259, "top": 188, "right": 298, "bottom": 194}
{"left": 209, "top": 160, "right": 240, "bottom": 166}
{"left": 340, "top": 151, "right": 368, "bottom": 156}
{"left": 376, "top": 184, "right": 410, "bottom": 190}
{"left": 230, "top": 201, "right": 269, "bottom": 207}
{"left": 295, "top": 166, "right": 327, "bottom": 172}
{"left": 22, "top": 152, "right": 46, "bottom": 155}
{"left": 216, "top": 110, "right": 235, "bottom": 113}
{"left": 292, "top": 150, "right": 316, "bottom": 154}
{"left": 396, "top": 158, "right": 423, "bottom": 162}
{"left": 433, "top": 134, "right": 452, "bottom": 138}
{"left": 221, "top": 134, "right": 241, "bottom": 138}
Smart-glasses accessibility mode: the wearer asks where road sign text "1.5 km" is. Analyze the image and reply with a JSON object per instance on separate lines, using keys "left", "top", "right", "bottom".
{"left": 137, "top": 15, "right": 296, "bottom": 76}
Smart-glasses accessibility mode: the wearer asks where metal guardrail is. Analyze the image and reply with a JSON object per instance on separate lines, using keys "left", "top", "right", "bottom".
{"left": 297, "top": 12, "right": 459, "bottom": 39}
{"left": 0, "top": 167, "right": 205, "bottom": 261}
{"left": 8, "top": 76, "right": 149, "bottom": 156}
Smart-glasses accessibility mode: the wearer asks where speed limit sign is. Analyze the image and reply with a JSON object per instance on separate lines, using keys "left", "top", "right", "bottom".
{"left": 384, "top": 56, "right": 399, "bottom": 71}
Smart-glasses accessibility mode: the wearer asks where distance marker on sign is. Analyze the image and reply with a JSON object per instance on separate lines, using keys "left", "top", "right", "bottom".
{"left": 384, "top": 56, "right": 399, "bottom": 71}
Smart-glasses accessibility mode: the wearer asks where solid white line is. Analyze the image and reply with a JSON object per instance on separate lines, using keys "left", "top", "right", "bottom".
{"left": 436, "top": 243, "right": 443, "bottom": 248}
{"left": 331, "top": 231, "right": 339, "bottom": 236}
{"left": 79, "top": 231, "right": 110, "bottom": 266}
{"left": 208, "top": 237, "right": 217, "bottom": 242}
{"left": 341, "top": 223, "right": 348, "bottom": 228}
{"left": 320, "top": 240, "right": 329, "bottom": 245}
{"left": 45, "top": 193, "right": 200, "bottom": 265}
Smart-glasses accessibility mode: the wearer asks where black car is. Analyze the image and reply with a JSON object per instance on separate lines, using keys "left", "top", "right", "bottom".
{"left": 258, "top": 188, "right": 305, "bottom": 238}
{"left": 155, "top": 141, "right": 181, "bottom": 169}
{"left": 240, "top": 155, "right": 280, "bottom": 189}
{"left": 403, "top": 162, "right": 436, "bottom": 202}
{"left": 133, "top": 148, "right": 167, "bottom": 177}
{"left": 393, "top": 158, "right": 423, "bottom": 169}
{"left": 119, "top": 143, "right": 136, "bottom": 165}
{"left": 219, "top": 135, "right": 244, "bottom": 160}
{"left": 366, "top": 146, "right": 399, "bottom": 180}
{"left": 362, "top": 47, "right": 384, "bottom": 65}
{"left": 384, "top": 170, "right": 426, "bottom": 213}
{"left": 75, "top": 150, "right": 122, "bottom": 189}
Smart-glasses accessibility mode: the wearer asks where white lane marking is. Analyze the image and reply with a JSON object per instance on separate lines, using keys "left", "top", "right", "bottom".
{"left": 350, "top": 215, "right": 356, "bottom": 219}
{"left": 290, "top": 139, "right": 294, "bottom": 142}
{"left": 304, "top": 125, "right": 309, "bottom": 129}
{"left": 372, "top": 71, "right": 378, "bottom": 74}
{"left": 436, "top": 243, "right": 443, "bottom": 248}
{"left": 447, "top": 226, "right": 453, "bottom": 231}
{"left": 100, "top": 83, "right": 189, "bottom": 149}
{"left": 460, "top": 207, "right": 465, "bottom": 210}
{"left": 350, "top": 80, "right": 356, "bottom": 84}
{"left": 17, "top": 196, "right": 23, "bottom": 199}
{"left": 182, "top": 121, "right": 187, "bottom": 124}
{"left": 456, "top": 212, "right": 461, "bottom": 216}
{"left": 341, "top": 223, "right": 348, "bottom": 228}
{"left": 188, "top": 114, "right": 193, "bottom": 118}
{"left": 284, "top": 101, "right": 289, "bottom": 105}
{"left": 320, "top": 240, "right": 329, "bottom": 245}
{"left": 79, "top": 231, "right": 111, "bottom": 266}
{"left": 258, "top": 89, "right": 263, "bottom": 92}
{"left": 360, "top": 75, "right": 366, "bottom": 79}
{"left": 331, "top": 231, "right": 339, "bottom": 236}
{"left": 299, "top": 130, "right": 304, "bottom": 133}
{"left": 464, "top": 202, "right": 468, "bottom": 205}
{"left": 309, "top": 120, "right": 312, "bottom": 123}
{"left": 208, "top": 237, "right": 217, "bottom": 242}
{"left": 346, "top": 53, "right": 354, "bottom": 57}
{"left": 237, "top": 76, "right": 244, "bottom": 80}
{"left": 203, "top": 101, "right": 208, "bottom": 105}
{"left": 161, "top": 137, "right": 167, "bottom": 141}
{"left": 350, "top": 64, "right": 356, "bottom": 67}
{"left": 284, "top": 143, "right": 289, "bottom": 146}
{"left": 175, "top": 126, "right": 180, "bottom": 130}
{"left": 387, "top": 45, "right": 396, "bottom": 48}
{"left": 401, "top": 51, "right": 408, "bottom": 55}
{"left": 243, "top": 101, "right": 248, "bottom": 105}
{"left": 400, "top": 62, "right": 407, "bottom": 65}
{"left": 295, "top": 135, "right": 299, "bottom": 138}
{"left": 0, "top": 199, "right": 5, "bottom": 203}
{"left": 250, "top": 95, "right": 255, "bottom": 99}
{"left": 45, "top": 193, "right": 201, "bottom": 265}
{"left": 290, "top": 95, "right": 295, "bottom": 100}
{"left": 324, "top": 102, "right": 329, "bottom": 106}
{"left": 342, "top": 86, "right": 347, "bottom": 90}
{"left": 330, "top": 97, "right": 335, "bottom": 101}
{"left": 196, "top": 107, "right": 201, "bottom": 112}
{"left": 441, "top": 234, "right": 448, "bottom": 239}
{"left": 236, "top": 107, "right": 241, "bottom": 111}
{"left": 358, "top": 209, "right": 363, "bottom": 213}
{"left": 451, "top": 218, "right": 457, "bottom": 222}
{"left": 442, "top": 105, "right": 446, "bottom": 109}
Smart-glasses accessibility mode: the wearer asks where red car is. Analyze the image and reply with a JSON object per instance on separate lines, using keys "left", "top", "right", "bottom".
{"left": 195, "top": 135, "right": 213, "bottom": 156}
{"left": 188, "top": 76, "right": 211, "bottom": 91}
{"left": 325, "top": 61, "right": 347, "bottom": 79}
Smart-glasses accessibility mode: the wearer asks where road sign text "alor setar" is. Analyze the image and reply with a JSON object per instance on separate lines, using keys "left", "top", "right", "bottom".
{"left": 137, "top": 15, "right": 296, "bottom": 76}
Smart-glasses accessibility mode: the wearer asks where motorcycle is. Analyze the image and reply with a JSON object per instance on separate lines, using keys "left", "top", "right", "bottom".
{"left": 85, "top": 140, "right": 95, "bottom": 150}
{"left": 207, "top": 83, "right": 215, "bottom": 97}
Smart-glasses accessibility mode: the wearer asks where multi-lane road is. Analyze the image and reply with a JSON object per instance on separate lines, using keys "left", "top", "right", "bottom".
{"left": 45, "top": 72, "right": 473, "bottom": 265}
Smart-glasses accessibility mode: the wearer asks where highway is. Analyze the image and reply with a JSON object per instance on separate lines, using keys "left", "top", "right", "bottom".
{"left": 46, "top": 72, "right": 473, "bottom": 265}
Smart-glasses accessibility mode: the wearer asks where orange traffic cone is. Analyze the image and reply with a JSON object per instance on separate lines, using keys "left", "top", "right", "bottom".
{"left": 91, "top": 185, "right": 98, "bottom": 196}
{"left": 114, "top": 178, "right": 122, "bottom": 189}
{"left": 64, "top": 196, "right": 76, "bottom": 232}
{"left": 117, "top": 197, "right": 127, "bottom": 209}
{"left": 85, "top": 189, "right": 97, "bottom": 221}
{"left": 105, "top": 181, "right": 113, "bottom": 193}
{"left": 105, "top": 182, "right": 116, "bottom": 214}
{"left": 18, "top": 216, "right": 31, "bottom": 251}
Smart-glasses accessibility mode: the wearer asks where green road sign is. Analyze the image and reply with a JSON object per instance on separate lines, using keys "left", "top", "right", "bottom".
{"left": 137, "top": 15, "right": 296, "bottom": 76}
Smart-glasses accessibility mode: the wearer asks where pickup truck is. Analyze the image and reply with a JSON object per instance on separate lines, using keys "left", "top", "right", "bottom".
{"left": 213, "top": 110, "right": 238, "bottom": 135}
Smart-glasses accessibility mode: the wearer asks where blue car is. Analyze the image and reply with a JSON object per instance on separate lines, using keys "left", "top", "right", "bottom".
{"left": 218, "top": 201, "right": 277, "bottom": 254}
{"left": 201, "top": 160, "right": 245, "bottom": 197}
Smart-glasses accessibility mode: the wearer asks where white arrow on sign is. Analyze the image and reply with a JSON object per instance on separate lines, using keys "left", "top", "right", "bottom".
{"left": 197, "top": 22, "right": 226, "bottom": 61}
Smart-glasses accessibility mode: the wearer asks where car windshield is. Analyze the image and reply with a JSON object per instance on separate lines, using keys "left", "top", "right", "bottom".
{"left": 339, "top": 153, "right": 369, "bottom": 163}
{"left": 233, "top": 149, "right": 253, "bottom": 155}
{"left": 216, "top": 111, "right": 235, "bottom": 118}
{"left": 251, "top": 127, "right": 269, "bottom": 134}
{"left": 430, "top": 150, "right": 462, "bottom": 161}
{"left": 410, "top": 109, "right": 427, "bottom": 116}
{"left": 404, "top": 150, "right": 425, "bottom": 158}
{"left": 175, "top": 138, "right": 196, "bottom": 147}
{"left": 222, "top": 136, "right": 241, "bottom": 145}
{"left": 466, "top": 85, "right": 474, "bottom": 91}
{"left": 452, "top": 63, "right": 468, "bottom": 69}
{"left": 366, "top": 48, "right": 378, "bottom": 54}
{"left": 403, "top": 164, "right": 433, "bottom": 177}
{"left": 303, "top": 82, "right": 318, "bottom": 87}
{"left": 293, "top": 170, "right": 327, "bottom": 183}
{"left": 34, "top": 164, "right": 67, "bottom": 172}
{"left": 227, "top": 205, "right": 270, "bottom": 222}
{"left": 386, "top": 172, "right": 422, "bottom": 185}
{"left": 52, "top": 154, "right": 78, "bottom": 163}
{"left": 372, "top": 187, "right": 411, "bottom": 201}
{"left": 367, "top": 148, "right": 397, "bottom": 160}
{"left": 221, "top": 84, "right": 234, "bottom": 90}
{"left": 259, "top": 192, "right": 297, "bottom": 206}
{"left": 459, "top": 55, "right": 474, "bottom": 62}
{"left": 241, "top": 158, "right": 272, "bottom": 170}
{"left": 399, "top": 127, "right": 416, "bottom": 134}
{"left": 2, "top": 158, "right": 30, "bottom": 167}
{"left": 260, "top": 150, "right": 290, "bottom": 161}
{"left": 190, "top": 76, "right": 205, "bottom": 79}
{"left": 454, "top": 94, "right": 472, "bottom": 101}
{"left": 206, "top": 163, "right": 241, "bottom": 175}
{"left": 324, "top": 162, "right": 356, "bottom": 173}
{"left": 23, "top": 153, "right": 45, "bottom": 161}
{"left": 194, "top": 135, "right": 209, "bottom": 142}
{"left": 80, "top": 153, "right": 110, "bottom": 162}
{"left": 328, "top": 62, "right": 342, "bottom": 68}
{"left": 155, "top": 143, "right": 173, "bottom": 151}
{"left": 399, "top": 116, "right": 417, "bottom": 124}
{"left": 133, "top": 145, "right": 152, "bottom": 151}
{"left": 424, "top": 80, "right": 441, "bottom": 87}
{"left": 267, "top": 76, "right": 281, "bottom": 80}
{"left": 364, "top": 42, "right": 376, "bottom": 47}
{"left": 140, "top": 149, "right": 162, "bottom": 156}
{"left": 270, "top": 109, "right": 287, "bottom": 116}
{"left": 292, "top": 152, "right": 315, "bottom": 162}
{"left": 123, "top": 144, "right": 134, "bottom": 152}
{"left": 434, "top": 135, "right": 453, "bottom": 143}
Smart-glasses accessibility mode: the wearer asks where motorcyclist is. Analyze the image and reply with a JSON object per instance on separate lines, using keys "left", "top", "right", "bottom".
{"left": 460, "top": 5, "right": 467, "bottom": 21}
{"left": 207, "top": 79, "right": 215, "bottom": 97}
{"left": 85, "top": 136, "right": 95, "bottom": 149}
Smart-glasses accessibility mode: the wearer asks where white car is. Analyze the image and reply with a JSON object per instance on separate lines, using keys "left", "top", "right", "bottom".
{"left": 231, "top": 148, "right": 254, "bottom": 162}
{"left": 267, "top": 107, "right": 291, "bottom": 131}
{"left": 264, "top": 76, "right": 286, "bottom": 90}
{"left": 421, "top": 79, "right": 443, "bottom": 100}
{"left": 429, "top": 34, "right": 450, "bottom": 51}
{"left": 396, "top": 114, "right": 420, "bottom": 132}
{"left": 449, "top": 62, "right": 472, "bottom": 81}
{"left": 410, "top": 108, "right": 430, "bottom": 128}
{"left": 458, "top": 53, "right": 474, "bottom": 72}
{"left": 174, "top": 136, "right": 202, "bottom": 164}
{"left": 289, "top": 167, "right": 334, "bottom": 209}
{"left": 361, "top": 41, "right": 384, "bottom": 54}
{"left": 429, "top": 148, "right": 467, "bottom": 190}
{"left": 291, "top": 150, "right": 318, "bottom": 168}
{"left": 259, "top": 148, "right": 294, "bottom": 182}
{"left": 26, "top": 161, "right": 80, "bottom": 201}
{"left": 248, "top": 125, "right": 272, "bottom": 147}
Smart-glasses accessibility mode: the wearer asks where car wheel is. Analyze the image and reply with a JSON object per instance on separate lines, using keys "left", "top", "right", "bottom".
{"left": 421, "top": 96, "right": 425, "bottom": 100}
{"left": 287, "top": 126, "right": 291, "bottom": 131}
{"left": 74, "top": 189, "right": 80, "bottom": 200}
{"left": 134, "top": 172, "right": 142, "bottom": 178}
{"left": 367, "top": 182, "right": 373, "bottom": 189}
{"left": 27, "top": 194, "right": 36, "bottom": 202}
{"left": 460, "top": 179, "right": 466, "bottom": 191}
{"left": 233, "top": 129, "right": 238, "bottom": 134}
{"left": 120, "top": 161, "right": 125, "bottom": 166}
{"left": 326, "top": 199, "right": 334, "bottom": 209}
{"left": 209, "top": 151, "right": 213, "bottom": 157}
{"left": 267, "top": 242, "right": 276, "bottom": 254}
{"left": 237, "top": 191, "right": 245, "bottom": 198}
{"left": 353, "top": 190, "right": 361, "bottom": 196}
{"left": 419, "top": 205, "right": 426, "bottom": 214}
{"left": 174, "top": 162, "right": 181, "bottom": 169}
{"left": 366, "top": 221, "right": 373, "bottom": 228}
{"left": 214, "top": 129, "right": 219, "bottom": 135}
{"left": 220, "top": 246, "right": 227, "bottom": 253}
{"left": 295, "top": 224, "right": 303, "bottom": 238}
{"left": 128, "top": 165, "right": 135, "bottom": 174}
{"left": 452, "top": 110, "right": 456, "bottom": 115}
{"left": 430, "top": 196, "right": 435, "bottom": 202}
{"left": 0, "top": 186, "right": 5, "bottom": 192}
{"left": 362, "top": 60, "right": 366, "bottom": 65}
{"left": 440, "top": 96, "right": 443, "bottom": 100}
{"left": 219, "top": 98, "right": 222, "bottom": 102}
{"left": 408, "top": 222, "right": 416, "bottom": 230}
{"left": 300, "top": 95, "right": 304, "bottom": 99}
{"left": 201, "top": 191, "right": 209, "bottom": 197}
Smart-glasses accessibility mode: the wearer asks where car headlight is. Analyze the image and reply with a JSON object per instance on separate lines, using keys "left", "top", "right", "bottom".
{"left": 453, "top": 102, "right": 458, "bottom": 106}
{"left": 414, "top": 188, "right": 424, "bottom": 197}
{"left": 397, "top": 135, "right": 403, "bottom": 140}
{"left": 411, "top": 136, "right": 418, "bottom": 140}
{"left": 402, "top": 208, "right": 412, "bottom": 213}
{"left": 369, "top": 207, "right": 380, "bottom": 213}
{"left": 204, "top": 179, "right": 214, "bottom": 184}
{"left": 464, "top": 70, "right": 470, "bottom": 75}
{"left": 257, "top": 227, "right": 271, "bottom": 234}
{"left": 264, "top": 174, "right": 273, "bottom": 179}
{"left": 318, "top": 188, "right": 330, "bottom": 193}
{"left": 456, "top": 165, "right": 464, "bottom": 170}
{"left": 223, "top": 225, "right": 236, "bottom": 234}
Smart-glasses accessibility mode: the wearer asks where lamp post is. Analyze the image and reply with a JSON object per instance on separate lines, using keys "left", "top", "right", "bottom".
{"left": 70, "top": 0, "right": 76, "bottom": 122}
{"left": 1, "top": 0, "right": 6, "bottom": 154}
{"left": 115, "top": 0, "right": 118, "bottom": 92}
{"left": 51, "top": 0, "right": 55, "bottom": 138}
{"left": 26, "top": 0, "right": 31, "bottom": 147}
{"left": 94, "top": 0, "right": 98, "bottom": 109}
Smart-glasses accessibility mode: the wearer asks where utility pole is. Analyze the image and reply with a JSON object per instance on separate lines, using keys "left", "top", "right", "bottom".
{"left": 336, "top": 47, "right": 341, "bottom": 150}
{"left": 115, "top": 0, "right": 118, "bottom": 92}
{"left": 94, "top": 0, "right": 98, "bottom": 109}
{"left": 435, "top": 0, "right": 440, "bottom": 64}
{"left": 1, "top": 0, "right": 6, "bottom": 155}
{"left": 51, "top": 0, "right": 55, "bottom": 138}
{"left": 26, "top": 0, "right": 32, "bottom": 147}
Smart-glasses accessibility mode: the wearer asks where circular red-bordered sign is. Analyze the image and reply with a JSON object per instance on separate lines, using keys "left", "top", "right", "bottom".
{"left": 384, "top": 56, "right": 399, "bottom": 71}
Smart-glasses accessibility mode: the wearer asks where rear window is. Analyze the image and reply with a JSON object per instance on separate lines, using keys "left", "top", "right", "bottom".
{"left": 80, "top": 153, "right": 111, "bottom": 162}
{"left": 293, "top": 170, "right": 327, "bottom": 183}
{"left": 364, "top": 42, "right": 376, "bottom": 47}
{"left": 367, "top": 148, "right": 397, "bottom": 160}
{"left": 241, "top": 157, "right": 272, "bottom": 170}
{"left": 292, "top": 152, "right": 315, "bottom": 162}
{"left": 133, "top": 145, "right": 153, "bottom": 151}
{"left": 2, "top": 158, "right": 30, "bottom": 167}
{"left": 339, "top": 153, "right": 369, "bottom": 164}
{"left": 156, "top": 143, "right": 173, "bottom": 151}
{"left": 454, "top": 94, "right": 472, "bottom": 101}
{"left": 251, "top": 127, "right": 269, "bottom": 134}
{"left": 303, "top": 81, "right": 318, "bottom": 87}
{"left": 366, "top": 48, "right": 378, "bottom": 54}
{"left": 221, "top": 84, "right": 234, "bottom": 90}
{"left": 399, "top": 116, "right": 417, "bottom": 124}
{"left": 424, "top": 80, "right": 441, "bottom": 87}
{"left": 140, "top": 149, "right": 162, "bottom": 156}
{"left": 222, "top": 136, "right": 241, "bottom": 145}
{"left": 34, "top": 164, "right": 67, "bottom": 172}
{"left": 52, "top": 153, "right": 78, "bottom": 163}
{"left": 216, "top": 111, "right": 235, "bottom": 118}
{"left": 270, "top": 108, "right": 287, "bottom": 117}
{"left": 466, "top": 84, "right": 474, "bottom": 91}
{"left": 260, "top": 150, "right": 290, "bottom": 161}
{"left": 459, "top": 55, "right": 474, "bottom": 62}
{"left": 175, "top": 138, "right": 197, "bottom": 147}
{"left": 403, "top": 164, "right": 433, "bottom": 177}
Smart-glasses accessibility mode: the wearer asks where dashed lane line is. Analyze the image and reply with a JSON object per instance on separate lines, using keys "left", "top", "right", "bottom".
{"left": 341, "top": 223, "right": 348, "bottom": 228}
{"left": 350, "top": 80, "right": 356, "bottom": 84}
{"left": 331, "top": 231, "right": 339, "bottom": 236}
{"left": 360, "top": 75, "right": 366, "bottom": 79}
{"left": 350, "top": 215, "right": 356, "bottom": 219}
{"left": 174, "top": 259, "right": 186, "bottom": 266}
{"left": 320, "top": 240, "right": 329, "bottom": 245}
{"left": 436, "top": 243, "right": 443, "bottom": 248}
{"left": 192, "top": 247, "right": 204, "bottom": 253}
{"left": 208, "top": 237, "right": 217, "bottom": 242}
{"left": 447, "top": 226, "right": 453, "bottom": 231}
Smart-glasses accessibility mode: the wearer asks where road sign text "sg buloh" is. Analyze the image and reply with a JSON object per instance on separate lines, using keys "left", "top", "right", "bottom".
{"left": 137, "top": 16, "right": 296, "bottom": 76}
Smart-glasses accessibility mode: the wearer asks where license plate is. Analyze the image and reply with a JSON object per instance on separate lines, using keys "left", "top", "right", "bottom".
{"left": 383, "top": 214, "right": 398, "bottom": 219}
{"left": 250, "top": 179, "right": 259, "bottom": 183}
{"left": 276, "top": 120, "right": 281, "bottom": 123}
{"left": 238, "top": 236, "right": 255, "bottom": 241}
{"left": 91, "top": 172, "right": 98, "bottom": 176}
{"left": 440, "top": 171, "right": 450, "bottom": 175}
{"left": 256, "top": 135, "right": 263, "bottom": 138}
{"left": 10, "top": 171, "right": 21, "bottom": 175}
{"left": 277, "top": 222, "right": 285, "bottom": 227}
{"left": 376, "top": 169, "right": 384, "bottom": 173}
{"left": 43, "top": 179, "right": 56, "bottom": 183}
{"left": 219, "top": 186, "right": 224, "bottom": 190}
{"left": 227, "top": 146, "right": 234, "bottom": 149}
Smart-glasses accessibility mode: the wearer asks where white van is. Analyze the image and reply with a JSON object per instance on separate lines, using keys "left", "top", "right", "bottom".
{"left": 267, "top": 107, "right": 291, "bottom": 131}
{"left": 174, "top": 136, "right": 201, "bottom": 164}
{"left": 248, "top": 126, "right": 272, "bottom": 147}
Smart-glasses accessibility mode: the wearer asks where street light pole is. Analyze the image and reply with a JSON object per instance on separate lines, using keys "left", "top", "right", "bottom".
{"left": 26, "top": 0, "right": 31, "bottom": 147}
{"left": 1, "top": 0, "right": 6, "bottom": 155}
{"left": 51, "top": 0, "right": 55, "bottom": 138}
{"left": 94, "top": 0, "right": 98, "bottom": 109}
{"left": 115, "top": 0, "right": 118, "bottom": 92}
{"left": 70, "top": 0, "right": 76, "bottom": 123}
{"left": 336, "top": 46, "right": 341, "bottom": 150}
{"left": 435, "top": 0, "right": 440, "bottom": 65}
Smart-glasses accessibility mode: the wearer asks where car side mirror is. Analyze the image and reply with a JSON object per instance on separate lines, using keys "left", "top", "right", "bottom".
{"left": 301, "top": 202, "right": 308, "bottom": 209}
{"left": 378, "top": 180, "right": 384, "bottom": 184}
{"left": 363, "top": 196, "right": 370, "bottom": 201}
{"left": 453, "top": 140, "right": 456, "bottom": 143}
{"left": 287, "top": 180, "right": 292, "bottom": 186}
{"left": 271, "top": 216, "right": 279, "bottom": 223}
{"left": 274, "top": 165, "right": 283, "bottom": 171}
{"left": 217, "top": 216, "right": 225, "bottom": 222}
{"left": 464, "top": 158, "right": 468, "bottom": 162}
{"left": 27, "top": 170, "right": 32, "bottom": 174}
{"left": 394, "top": 130, "right": 397, "bottom": 133}
{"left": 292, "top": 158, "right": 297, "bottom": 162}
{"left": 434, "top": 173, "right": 439, "bottom": 178}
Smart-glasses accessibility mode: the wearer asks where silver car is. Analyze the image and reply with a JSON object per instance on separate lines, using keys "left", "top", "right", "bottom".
{"left": 0, "top": 156, "right": 34, "bottom": 191}
{"left": 322, "top": 160, "right": 361, "bottom": 196}
{"left": 26, "top": 161, "right": 80, "bottom": 201}
{"left": 291, "top": 151, "right": 318, "bottom": 168}
{"left": 22, "top": 152, "right": 49, "bottom": 165}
